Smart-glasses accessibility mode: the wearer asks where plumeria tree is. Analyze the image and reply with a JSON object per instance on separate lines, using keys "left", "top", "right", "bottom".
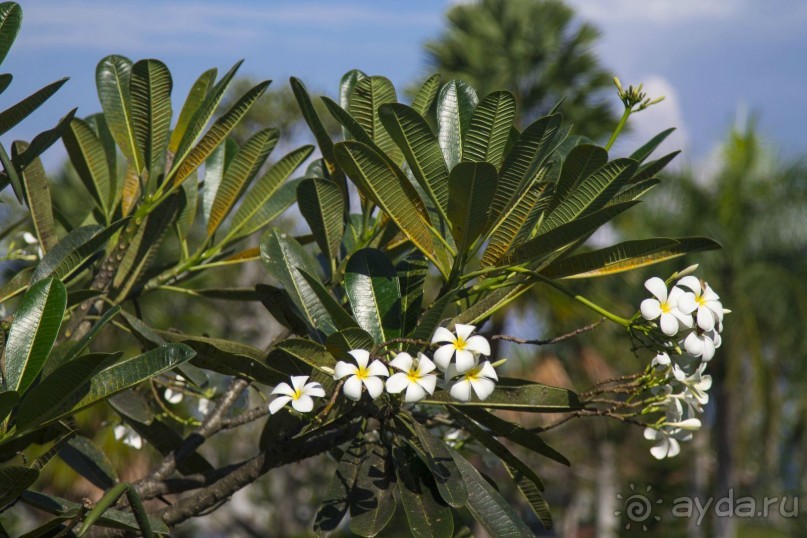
{"left": 0, "top": 4, "right": 729, "bottom": 536}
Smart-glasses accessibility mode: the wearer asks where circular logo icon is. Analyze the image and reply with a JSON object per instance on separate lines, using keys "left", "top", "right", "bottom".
{"left": 615, "top": 484, "right": 663, "bottom": 531}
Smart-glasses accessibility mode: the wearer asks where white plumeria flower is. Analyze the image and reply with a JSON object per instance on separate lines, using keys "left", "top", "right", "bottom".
{"left": 164, "top": 388, "right": 184, "bottom": 404}
{"left": 113, "top": 425, "right": 143, "bottom": 450}
{"left": 651, "top": 352, "right": 672, "bottom": 368}
{"left": 386, "top": 352, "right": 438, "bottom": 403}
{"left": 682, "top": 330, "right": 718, "bottom": 361}
{"left": 269, "top": 375, "right": 326, "bottom": 414}
{"left": 197, "top": 398, "right": 213, "bottom": 415}
{"left": 432, "top": 324, "right": 491, "bottom": 373}
{"left": 334, "top": 349, "right": 389, "bottom": 401}
{"left": 445, "top": 361, "right": 498, "bottom": 402}
{"left": 22, "top": 232, "right": 38, "bottom": 245}
{"left": 677, "top": 276, "right": 724, "bottom": 332}
{"left": 640, "top": 277, "right": 694, "bottom": 336}
{"left": 643, "top": 426, "right": 692, "bottom": 459}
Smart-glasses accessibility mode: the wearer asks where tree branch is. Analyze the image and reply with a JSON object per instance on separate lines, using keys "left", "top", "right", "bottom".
{"left": 491, "top": 318, "right": 604, "bottom": 346}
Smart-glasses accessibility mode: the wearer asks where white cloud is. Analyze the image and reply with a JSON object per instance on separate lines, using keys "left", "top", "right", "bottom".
{"left": 568, "top": 0, "right": 737, "bottom": 24}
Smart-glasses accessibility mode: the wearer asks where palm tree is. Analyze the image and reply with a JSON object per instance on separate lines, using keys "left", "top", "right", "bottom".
{"left": 423, "top": 0, "right": 617, "bottom": 137}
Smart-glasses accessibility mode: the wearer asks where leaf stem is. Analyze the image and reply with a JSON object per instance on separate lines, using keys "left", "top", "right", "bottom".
{"left": 605, "top": 107, "right": 631, "bottom": 151}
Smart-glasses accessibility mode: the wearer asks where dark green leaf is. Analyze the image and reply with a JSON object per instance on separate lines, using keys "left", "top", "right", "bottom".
{"left": 15, "top": 142, "right": 57, "bottom": 252}
{"left": 255, "top": 283, "right": 309, "bottom": 335}
{"left": 63, "top": 117, "right": 113, "bottom": 218}
{"left": 131, "top": 59, "right": 173, "bottom": 183}
{"left": 297, "top": 268, "right": 359, "bottom": 332}
{"left": 108, "top": 391, "right": 154, "bottom": 425}
{"left": 630, "top": 127, "right": 675, "bottom": 163}
{"left": 274, "top": 338, "right": 335, "bottom": 374}
{"left": 202, "top": 137, "right": 236, "bottom": 224}
{"left": 259, "top": 408, "right": 305, "bottom": 452}
{"left": 409, "top": 418, "right": 467, "bottom": 508}
{"left": 447, "top": 161, "right": 497, "bottom": 252}
{"left": 0, "top": 466, "right": 38, "bottom": 509}
{"left": 423, "top": 378, "right": 581, "bottom": 415}
{"left": 11, "top": 109, "right": 78, "bottom": 174}
{"left": 392, "top": 445, "right": 454, "bottom": 538}
{"left": 411, "top": 74, "right": 441, "bottom": 117}
{"left": 297, "top": 177, "right": 345, "bottom": 263}
{"left": 291, "top": 76, "right": 338, "bottom": 177}
{"left": 462, "top": 90, "right": 516, "bottom": 169}
{"left": 630, "top": 150, "right": 680, "bottom": 184}
{"left": 345, "top": 248, "right": 401, "bottom": 344}
{"left": 554, "top": 144, "right": 609, "bottom": 208}
{"left": 340, "top": 70, "right": 367, "bottom": 141}
{"left": 325, "top": 328, "right": 375, "bottom": 361}
{"left": 313, "top": 436, "right": 365, "bottom": 536}
{"left": 0, "top": 390, "right": 19, "bottom": 423}
{"left": 396, "top": 254, "right": 428, "bottom": 338}
{"left": 0, "top": 2, "right": 22, "bottom": 66}
{"left": 348, "top": 76, "right": 401, "bottom": 163}
{"left": 168, "top": 68, "right": 217, "bottom": 154}
{"left": 349, "top": 441, "right": 396, "bottom": 537}
{"left": 436, "top": 80, "right": 478, "bottom": 170}
{"left": 58, "top": 435, "right": 118, "bottom": 490}
{"left": 0, "top": 78, "right": 67, "bottom": 136}
{"left": 482, "top": 181, "right": 550, "bottom": 267}
{"left": 96, "top": 55, "right": 142, "bottom": 171}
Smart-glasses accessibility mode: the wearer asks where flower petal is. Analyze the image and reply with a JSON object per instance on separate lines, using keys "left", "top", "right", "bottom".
{"left": 696, "top": 306, "right": 715, "bottom": 332}
{"left": 416, "top": 354, "right": 436, "bottom": 374}
{"left": 431, "top": 326, "right": 456, "bottom": 344}
{"left": 416, "top": 374, "right": 437, "bottom": 395}
{"left": 291, "top": 395, "right": 314, "bottom": 413}
{"left": 470, "top": 378, "right": 496, "bottom": 401}
{"left": 389, "top": 352, "right": 413, "bottom": 372}
{"left": 464, "top": 335, "right": 490, "bottom": 356}
{"left": 666, "top": 438, "right": 681, "bottom": 458}
{"left": 334, "top": 361, "right": 358, "bottom": 380}
{"left": 343, "top": 376, "right": 364, "bottom": 400}
{"left": 303, "top": 382, "right": 326, "bottom": 398}
{"left": 404, "top": 383, "right": 428, "bottom": 403}
{"left": 478, "top": 361, "right": 499, "bottom": 381}
{"left": 127, "top": 434, "right": 143, "bottom": 450}
{"left": 640, "top": 298, "right": 662, "bottom": 320}
{"left": 363, "top": 376, "right": 384, "bottom": 399}
{"left": 433, "top": 344, "right": 455, "bottom": 371}
{"left": 366, "top": 360, "right": 390, "bottom": 377}
{"left": 645, "top": 277, "right": 668, "bottom": 301}
{"left": 449, "top": 380, "right": 473, "bottom": 401}
{"left": 454, "top": 349, "right": 476, "bottom": 373}
{"left": 659, "top": 312, "right": 680, "bottom": 336}
{"left": 677, "top": 293, "right": 698, "bottom": 315}
{"left": 290, "top": 375, "right": 309, "bottom": 391}
{"left": 677, "top": 275, "right": 701, "bottom": 294}
{"left": 269, "top": 396, "right": 292, "bottom": 415}
{"left": 455, "top": 324, "right": 476, "bottom": 340}
{"left": 650, "top": 441, "right": 670, "bottom": 460}
{"left": 385, "top": 373, "right": 410, "bottom": 394}
{"left": 165, "top": 388, "right": 183, "bottom": 404}
{"left": 114, "top": 425, "right": 126, "bottom": 440}
{"left": 271, "top": 382, "right": 295, "bottom": 397}
{"left": 643, "top": 427, "right": 661, "bottom": 441}
{"left": 348, "top": 349, "right": 370, "bottom": 368}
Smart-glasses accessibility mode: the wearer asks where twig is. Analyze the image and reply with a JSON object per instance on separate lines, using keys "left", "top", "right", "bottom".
{"left": 219, "top": 405, "right": 271, "bottom": 431}
{"left": 491, "top": 318, "right": 605, "bottom": 346}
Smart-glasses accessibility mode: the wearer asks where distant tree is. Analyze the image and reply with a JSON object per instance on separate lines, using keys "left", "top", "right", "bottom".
{"left": 424, "top": 0, "right": 618, "bottom": 137}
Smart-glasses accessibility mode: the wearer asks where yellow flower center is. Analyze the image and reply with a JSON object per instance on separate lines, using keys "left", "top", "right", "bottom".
{"left": 463, "top": 366, "right": 482, "bottom": 382}
{"left": 696, "top": 296, "right": 707, "bottom": 307}
{"left": 455, "top": 337, "right": 467, "bottom": 350}
{"left": 407, "top": 368, "right": 420, "bottom": 382}
{"left": 660, "top": 301, "right": 671, "bottom": 313}
{"left": 291, "top": 388, "right": 302, "bottom": 400}
{"left": 355, "top": 366, "right": 369, "bottom": 380}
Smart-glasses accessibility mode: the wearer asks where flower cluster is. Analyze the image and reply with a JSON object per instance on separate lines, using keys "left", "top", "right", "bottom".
{"left": 639, "top": 272, "right": 727, "bottom": 459}
{"left": 268, "top": 324, "right": 499, "bottom": 415}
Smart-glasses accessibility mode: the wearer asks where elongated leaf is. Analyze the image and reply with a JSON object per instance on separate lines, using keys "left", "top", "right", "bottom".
{"left": 506, "top": 201, "right": 639, "bottom": 267}
{"left": 630, "top": 150, "right": 680, "bottom": 184}
{"left": 396, "top": 254, "right": 427, "bottom": 338}
{"left": 424, "top": 378, "right": 581, "bottom": 414}
{"left": 630, "top": 127, "right": 675, "bottom": 163}
{"left": 335, "top": 141, "right": 447, "bottom": 273}
{"left": 96, "top": 55, "right": 142, "bottom": 171}
{"left": 4, "top": 277, "right": 66, "bottom": 394}
{"left": 128, "top": 417, "right": 213, "bottom": 475}
{"left": 411, "top": 74, "right": 441, "bottom": 117}
{"left": 0, "top": 266, "right": 33, "bottom": 302}
{"left": 207, "top": 128, "right": 278, "bottom": 236}
{"left": 463, "top": 90, "right": 516, "bottom": 169}
{"left": 345, "top": 248, "right": 401, "bottom": 344}
{"left": 543, "top": 237, "right": 721, "bottom": 279}
{"left": 554, "top": 144, "right": 609, "bottom": 208}
{"left": 490, "top": 113, "right": 562, "bottom": 225}
{"left": 610, "top": 178, "right": 660, "bottom": 204}
{"left": 0, "top": 390, "right": 19, "bottom": 423}
{"left": 0, "top": 2, "right": 21, "bottom": 66}
{"left": 168, "top": 68, "right": 216, "bottom": 154}
{"left": 171, "top": 78, "right": 269, "bottom": 188}
{"left": 349, "top": 75, "right": 400, "bottom": 163}
{"left": 297, "top": 268, "right": 359, "bottom": 331}
{"left": 274, "top": 338, "right": 335, "bottom": 374}
{"left": 202, "top": 137, "right": 236, "bottom": 224}
{"left": 15, "top": 352, "right": 119, "bottom": 432}
{"left": 379, "top": 103, "right": 449, "bottom": 220}
{"left": 176, "top": 169, "right": 198, "bottom": 242}
{"left": 31, "top": 219, "right": 128, "bottom": 283}
{"left": 349, "top": 441, "right": 395, "bottom": 537}
{"left": 0, "top": 466, "right": 38, "bottom": 509}
{"left": 131, "top": 59, "right": 172, "bottom": 183}
{"left": 228, "top": 145, "right": 312, "bottom": 240}
{"left": 449, "top": 448, "right": 537, "bottom": 538}
{"left": 108, "top": 391, "right": 153, "bottom": 425}
{"left": 297, "top": 177, "right": 344, "bottom": 263}
{"left": 12, "top": 108, "right": 77, "bottom": 172}
{"left": 63, "top": 117, "right": 112, "bottom": 218}
{"left": 393, "top": 445, "right": 453, "bottom": 538}
{"left": 541, "top": 158, "right": 638, "bottom": 232}
{"left": 340, "top": 69, "right": 367, "bottom": 110}
{"left": 0, "top": 140, "right": 22, "bottom": 202}
{"left": 255, "top": 284, "right": 309, "bottom": 335}
{"left": 15, "top": 142, "right": 57, "bottom": 252}
{"left": 0, "top": 78, "right": 67, "bottom": 136}
{"left": 325, "top": 328, "right": 375, "bottom": 361}
{"left": 322, "top": 95, "right": 372, "bottom": 146}
{"left": 260, "top": 228, "right": 336, "bottom": 336}
{"left": 120, "top": 163, "right": 139, "bottom": 217}
{"left": 447, "top": 161, "right": 497, "bottom": 252}
{"left": 0, "top": 73, "right": 11, "bottom": 95}
{"left": 436, "top": 80, "right": 478, "bottom": 170}
{"left": 232, "top": 177, "right": 302, "bottom": 241}
{"left": 291, "top": 76, "right": 337, "bottom": 176}
{"left": 507, "top": 462, "right": 553, "bottom": 529}
{"left": 58, "top": 435, "right": 118, "bottom": 490}
{"left": 482, "top": 181, "right": 550, "bottom": 267}
{"left": 314, "top": 436, "right": 365, "bottom": 536}
{"left": 409, "top": 418, "right": 467, "bottom": 508}
{"left": 85, "top": 113, "right": 117, "bottom": 206}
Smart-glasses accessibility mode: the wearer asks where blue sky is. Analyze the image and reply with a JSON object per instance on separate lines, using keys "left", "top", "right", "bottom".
{"left": 4, "top": 0, "right": 807, "bottom": 170}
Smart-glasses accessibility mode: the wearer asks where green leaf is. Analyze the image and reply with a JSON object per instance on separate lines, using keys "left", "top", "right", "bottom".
{"left": 232, "top": 177, "right": 302, "bottom": 241}
{"left": 207, "top": 128, "right": 278, "bottom": 236}
{"left": 176, "top": 169, "right": 198, "bottom": 242}
{"left": 314, "top": 436, "right": 365, "bottom": 536}
{"left": 85, "top": 113, "right": 118, "bottom": 206}
{"left": 334, "top": 141, "right": 447, "bottom": 276}
{"left": 408, "top": 418, "right": 467, "bottom": 508}
{"left": 0, "top": 266, "right": 33, "bottom": 302}
{"left": 260, "top": 228, "right": 336, "bottom": 336}
{"left": 15, "top": 352, "right": 118, "bottom": 432}
{"left": 0, "top": 390, "right": 19, "bottom": 423}
{"left": 259, "top": 407, "right": 305, "bottom": 451}
{"left": 255, "top": 284, "right": 309, "bottom": 335}
{"left": 63, "top": 117, "right": 113, "bottom": 218}
{"left": 0, "top": 2, "right": 21, "bottom": 66}
{"left": 202, "top": 137, "right": 237, "bottom": 224}
{"left": 31, "top": 219, "right": 128, "bottom": 284}
{"left": 540, "top": 158, "right": 638, "bottom": 232}
{"left": 396, "top": 253, "right": 428, "bottom": 338}
{"left": 274, "top": 338, "right": 336, "bottom": 375}
{"left": 630, "top": 150, "right": 680, "bottom": 184}
{"left": 15, "top": 142, "right": 57, "bottom": 252}
{"left": 325, "top": 328, "right": 375, "bottom": 361}
{"left": 228, "top": 145, "right": 313, "bottom": 241}
{"left": 423, "top": 378, "right": 582, "bottom": 414}
{"left": 0, "top": 466, "right": 38, "bottom": 509}
{"left": 348, "top": 76, "right": 401, "bottom": 163}
{"left": 168, "top": 68, "right": 216, "bottom": 154}
{"left": 345, "top": 248, "right": 401, "bottom": 344}
{"left": 340, "top": 69, "right": 367, "bottom": 111}
{"left": 506, "top": 462, "right": 553, "bottom": 529}
{"left": 322, "top": 95, "right": 372, "bottom": 145}
{"left": 96, "top": 55, "right": 142, "bottom": 171}
{"left": 297, "top": 268, "right": 359, "bottom": 332}
{"left": 490, "top": 113, "right": 562, "bottom": 226}
{"left": 436, "top": 80, "right": 478, "bottom": 170}
{"left": 291, "top": 76, "right": 338, "bottom": 177}
{"left": 610, "top": 178, "right": 660, "bottom": 205}
{"left": 554, "top": 144, "right": 609, "bottom": 209}
{"left": 482, "top": 181, "right": 550, "bottom": 267}
{"left": 630, "top": 127, "right": 675, "bottom": 163}
{"left": 542, "top": 237, "right": 721, "bottom": 279}
{"left": 349, "top": 441, "right": 396, "bottom": 537}
{"left": 379, "top": 103, "right": 450, "bottom": 221}
{"left": 447, "top": 161, "right": 497, "bottom": 253}
{"left": 43, "top": 344, "right": 195, "bottom": 425}
{"left": 128, "top": 418, "right": 213, "bottom": 475}
{"left": 0, "top": 140, "right": 22, "bottom": 202}
{"left": 4, "top": 277, "right": 66, "bottom": 394}
{"left": 297, "top": 177, "right": 344, "bottom": 262}
{"left": 449, "top": 448, "right": 536, "bottom": 538}
{"left": 392, "top": 445, "right": 454, "bottom": 538}
{"left": 462, "top": 90, "right": 516, "bottom": 169}
{"left": 12, "top": 108, "right": 77, "bottom": 173}
{"left": 171, "top": 77, "right": 269, "bottom": 188}
{"left": 411, "top": 74, "right": 441, "bottom": 117}
{"left": 58, "top": 435, "right": 118, "bottom": 490}
{"left": 131, "top": 59, "right": 173, "bottom": 183}
{"left": 108, "top": 391, "right": 154, "bottom": 425}
{"left": 0, "top": 78, "right": 67, "bottom": 136}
